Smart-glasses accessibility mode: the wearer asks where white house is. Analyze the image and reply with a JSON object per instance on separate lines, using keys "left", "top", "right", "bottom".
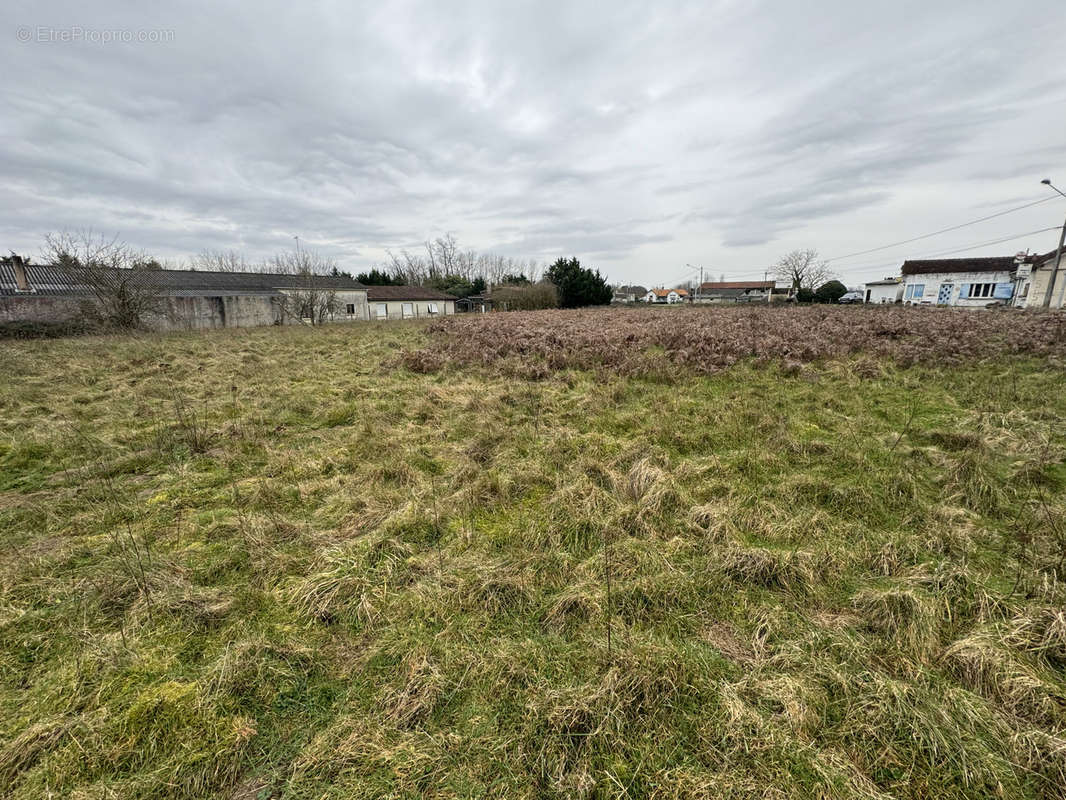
{"left": 365, "top": 285, "right": 457, "bottom": 320}
{"left": 862, "top": 278, "right": 903, "bottom": 304}
{"left": 644, "top": 288, "right": 689, "bottom": 304}
{"left": 899, "top": 257, "right": 1029, "bottom": 308}
{"left": 1017, "top": 248, "right": 1066, "bottom": 309}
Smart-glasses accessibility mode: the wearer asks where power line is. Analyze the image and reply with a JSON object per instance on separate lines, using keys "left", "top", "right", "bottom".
{"left": 820, "top": 226, "right": 1060, "bottom": 281}
{"left": 659, "top": 264, "right": 701, "bottom": 289}
{"left": 712, "top": 226, "right": 1061, "bottom": 283}
{"left": 824, "top": 195, "right": 1058, "bottom": 263}
{"left": 668, "top": 193, "right": 1061, "bottom": 288}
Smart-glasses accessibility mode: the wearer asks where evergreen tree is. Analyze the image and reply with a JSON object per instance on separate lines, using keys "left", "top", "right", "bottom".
{"left": 545, "top": 257, "right": 612, "bottom": 308}
{"left": 355, "top": 268, "right": 403, "bottom": 285}
{"left": 815, "top": 280, "right": 847, "bottom": 303}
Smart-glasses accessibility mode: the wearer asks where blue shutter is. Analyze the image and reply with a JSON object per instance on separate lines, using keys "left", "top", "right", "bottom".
{"left": 993, "top": 283, "right": 1014, "bottom": 299}
{"left": 959, "top": 283, "right": 970, "bottom": 299}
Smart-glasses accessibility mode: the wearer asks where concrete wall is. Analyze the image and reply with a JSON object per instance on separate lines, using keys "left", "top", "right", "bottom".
{"left": 160, "top": 295, "right": 282, "bottom": 329}
{"left": 5, "top": 293, "right": 284, "bottom": 331}
{"left": 1024, "top": 263, "right": 1066, "bottom": 309}
{"left": 370, "top": 299, "right": 455, "bottom": 320}
{"left": 901, "top": 271, "right": 1017, "bottom": 308}
{"left": 864, "top": 283, "right": 902, "bottom": 304}
{"left": 0, "top": 295, "right": 84, "bottom": 323}
{"left": 1, "top": 290, "right": 457, "bottom": 330}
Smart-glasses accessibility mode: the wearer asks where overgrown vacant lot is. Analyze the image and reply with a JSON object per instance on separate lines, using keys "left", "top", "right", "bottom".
{"left": 1, "top": 307, "right": 1066, "bottom": 799}
{"left": 407, "top": 305, "right": 1066, "bottom": 376}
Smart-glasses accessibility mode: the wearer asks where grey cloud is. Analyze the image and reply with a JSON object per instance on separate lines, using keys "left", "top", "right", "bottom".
{"left": 1, "top": 0, "right": 1064, "bottom": 285}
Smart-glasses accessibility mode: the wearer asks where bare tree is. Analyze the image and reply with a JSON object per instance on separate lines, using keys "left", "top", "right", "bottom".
{"left": 43, "top": 231, "right": 163, "bottom": 330}
{"left": 385, "top": 248, "right": 429, "bottom": 284}
{"left": 190, "top": 249, "right": 251, "bottom": 272}
{"left": 773, "top": 248, "right": 834, "bottom": 292}
{"left": 266, "top": 250, "right": 340, "bottom": 325}
{"left": 383, "top": 235, "right": 540, "bottom": 289}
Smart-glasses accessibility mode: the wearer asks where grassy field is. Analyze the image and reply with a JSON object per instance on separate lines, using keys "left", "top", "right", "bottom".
{"left": 1, "top": 309, "right": 1065, "bottom": 799}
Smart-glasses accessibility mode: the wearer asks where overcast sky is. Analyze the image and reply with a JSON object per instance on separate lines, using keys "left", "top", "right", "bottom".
{"left": 2, "top": 0, "right": 1065, "bottom": 287}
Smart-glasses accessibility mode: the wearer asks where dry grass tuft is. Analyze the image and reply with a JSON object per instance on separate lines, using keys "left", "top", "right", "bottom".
{"left": 0, "top": 717, "right": 74, "bottom": 792}
{"left": 700, "top": 621, "right": 755, "bottom": 664}
{"left": 622, "top": 457, "right": 665, "bottom": 504}
{"left": 543, "top": 583, "right": 601, "bottom": 632}
{"left": 852, "top": 587, "right": 940, "bottom": 658}
{"left": 462, "top": 564, "right": 534, "bottom": 616}
{"left": 380, "top": 651, "right": 446, "bottom": 728}
{"left": 944, "top": 631, "right": 1066, "bottom": 726}
{"left": 720, "top": 546, "right": 818, "bottom": 593}
{"left": 1011, "top": 729, "right": 1066, "bottom": 797}
{"left": 1004, "top": 608, "right": 1066, "bottom": 667}
{"left": 289, "top": 535, "right": 417, "bottom": 626}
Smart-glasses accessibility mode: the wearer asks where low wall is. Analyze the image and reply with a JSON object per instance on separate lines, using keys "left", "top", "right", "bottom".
{"left": 159, "top": 295, "right": 282, "bottom": 330}
{"left": 0, "top": 293, "right": 283, "bottom": 331}
{"left": 0, "top": 295, "right": 85, "bottom": 324}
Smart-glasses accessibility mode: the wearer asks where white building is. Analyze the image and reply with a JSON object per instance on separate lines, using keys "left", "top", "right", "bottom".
{"left": 695, "top": 281, "right": 774, "bottom": 303}
{"left": 862, "top": 278, "right": 903, "bottom": 304}
{"left": 1018, "top": 248, "right": 1066, "bottom": 309}
{"left": 644, "top": 288, "right": 688, "bottom": 304}
{"left": 612, "top": 285, "right": 648, "bottom": 304}
{"left": 899, "top": 257, "right": 1028, "bottom": 308}
{"left": 365, "top": 285, "right": 457, "bottom": 320}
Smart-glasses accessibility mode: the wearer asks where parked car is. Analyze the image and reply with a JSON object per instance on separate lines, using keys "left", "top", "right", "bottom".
{"left": 838, "top": 291, "right": 863, "bottom": 304}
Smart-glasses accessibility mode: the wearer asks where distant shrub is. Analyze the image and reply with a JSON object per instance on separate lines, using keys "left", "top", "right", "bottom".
{"left": 815, "top": 280, "right": 848, "bottom": 303}
{"left": 491, "top": 281, "right": 559, "bottom": 311}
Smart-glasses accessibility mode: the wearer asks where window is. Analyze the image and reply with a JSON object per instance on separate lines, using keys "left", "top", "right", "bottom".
{"left": 345, "top": 303, "right": 355, "bottom": 315}
{"left": 427, "top": 302, "right": 439, "bottom": 315}
{"left": 911, "top": 284, "right": 925, "bottom": 299}
{"left": 967, "top": 283, "right": 995, "bottom": 299}
{"left": 375, "top": 303, "right": 387, "bottom": 319}
{"left": 402, "top": 302, "right": 414, "bottom": 318}
{"left": 993, "top": 283, "right": 1014, "bottom": 299}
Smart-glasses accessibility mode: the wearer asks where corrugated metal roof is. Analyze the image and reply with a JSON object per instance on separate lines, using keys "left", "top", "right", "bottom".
{"left": 0, "top": 265, "right": 367, "bottom": 296}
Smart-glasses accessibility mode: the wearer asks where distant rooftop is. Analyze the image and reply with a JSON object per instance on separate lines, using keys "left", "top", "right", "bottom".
{"left": 699, "top": 281, "right": 773, "bottom": 291}
{"left": 366, "top": 285, "right": 457, "bottom": 301}
{"left": 900, "top": 256, "right": 1027, "bottom": 276}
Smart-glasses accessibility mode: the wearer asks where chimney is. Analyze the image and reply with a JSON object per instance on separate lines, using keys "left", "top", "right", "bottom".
{"left": 12, "top": 257, "right": 30, "bottom": 292}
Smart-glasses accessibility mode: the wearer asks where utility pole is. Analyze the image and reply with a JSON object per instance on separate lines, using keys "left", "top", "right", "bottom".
{"left": 1041, "top": 180, "right": 1066, "bottom": 308}
{"left": 686, "top": 263, "right": 703, "bottom": 300}
{"left": 293, "top": 235, "right": 302, "bottom": 260}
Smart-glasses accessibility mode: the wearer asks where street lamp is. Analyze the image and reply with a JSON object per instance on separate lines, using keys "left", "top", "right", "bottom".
{"left": 1040, "top": 180, "right": 1066, "bottom": 308}
{"left": 1042, "top": 178, "right": 1066, "bottom": 199}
